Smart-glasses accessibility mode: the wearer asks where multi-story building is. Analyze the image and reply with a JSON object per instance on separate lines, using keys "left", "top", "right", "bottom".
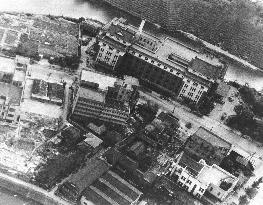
{"left": 168, "top": 152, "right": 239, "bottom": 201}
{"left": 185, "top": 127, "right": 232, "bottom": 166}
{"left": 96, "top": 17, "right": 227, "bottom": 104}
{"left": 71, "top": 70, "right": 138, "bottom": 125}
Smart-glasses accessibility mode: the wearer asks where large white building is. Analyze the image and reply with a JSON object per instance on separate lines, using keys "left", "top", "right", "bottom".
{"left": 167, "top": 152, "right": 239, "bottom": 201}
{"left": 95, "top": 17, "right": 228, "bottom": 104}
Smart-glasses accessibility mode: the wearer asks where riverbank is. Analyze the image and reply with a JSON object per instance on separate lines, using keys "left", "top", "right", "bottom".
{"left": 0, "top": 172, "right": 70, "bottom": 205}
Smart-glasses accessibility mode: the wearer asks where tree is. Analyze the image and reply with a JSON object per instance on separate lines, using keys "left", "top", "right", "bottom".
{"left": 239, "top": 195, "right": 249, "bottom": 205}
{"left": 252, "top": 177, "right": 263, "bottom": 189}
{"left": 245, "top": 187, "right": 258, "bottom": 199}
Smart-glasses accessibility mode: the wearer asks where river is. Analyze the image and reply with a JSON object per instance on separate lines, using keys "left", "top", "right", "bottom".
{"left": 0, "top": 0, "right": 263, "bottom": 90}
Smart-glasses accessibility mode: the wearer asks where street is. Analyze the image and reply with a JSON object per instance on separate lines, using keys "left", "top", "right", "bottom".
{"left": 139, "top": 91, "right": 263, "bottom": 168}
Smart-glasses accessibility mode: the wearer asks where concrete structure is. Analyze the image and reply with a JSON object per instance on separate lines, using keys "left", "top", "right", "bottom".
{"left": 0, "top": 83, "right": 22, "bottom": 124}
{"left": 96, "top": 17, "right": 227, "bottom": 104}
{"left": 80, "top": 170, "right": 142, "bottom": 205}
{"left": 71, "top": 70, "right": 134, "bottom": 125}
{"left": 185, "top": 127, "right": 232, "bottom": 166}
{"left": 168, "top": 152, "right": 238, "bottom": 201}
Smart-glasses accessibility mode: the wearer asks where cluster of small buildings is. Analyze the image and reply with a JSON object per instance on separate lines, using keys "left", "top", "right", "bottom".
{"left": 95, "top": 17, "right": 228, "bottom": 104}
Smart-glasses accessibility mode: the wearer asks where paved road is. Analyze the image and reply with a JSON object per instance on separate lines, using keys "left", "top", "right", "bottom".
{"left": 0, "top": 172, "right": 71, "bottom": 205}
{"left": 139, "top": 91, "right": 263, "bottom": 168}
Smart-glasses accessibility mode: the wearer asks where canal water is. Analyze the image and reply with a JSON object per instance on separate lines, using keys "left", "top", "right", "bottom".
{"left": 0, "top": 0, "right": 263, "bottom": 90}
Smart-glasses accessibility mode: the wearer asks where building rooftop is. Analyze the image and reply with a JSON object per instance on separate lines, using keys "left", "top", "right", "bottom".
{"left": 0, "top": 82, "right": 22, "bottom": 105}
{"left": 0, "top": 56, "right": 15, "bottom": 73}
{"left": 68, "top": 157, "right": 110, "bottom": 193}
{"left": 78, "top": 87, "right": 105, "bottom": 103}
{"left": 179, "top": 152, "right": 204, "bottom": 176}
{"left": 82, "top": 170, "right": 142, "bottom": 205}
{"left": 81, "top": 70, "right": 117, "bottom": 91}
{"left": 198, "top": 164, "right": 237, "bottom": 187}
{"left": 216, "top": 81, "right": 231, "bottom": 97}
{"left": 103, "top": 18, "right": 226, "bottom": 83}
{"left": 189, "top": 57, "right": 223, "bottom": 80}
{"left": 84, "top": 132, "right": 103, "bottom": 148}
{"left": 193, "top": 127, "right": 232, "bottom": 149}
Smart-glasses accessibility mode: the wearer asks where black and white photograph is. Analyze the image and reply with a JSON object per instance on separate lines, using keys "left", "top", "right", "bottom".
{"left": 0, "top": 0, "right": 262, "bottom": 204}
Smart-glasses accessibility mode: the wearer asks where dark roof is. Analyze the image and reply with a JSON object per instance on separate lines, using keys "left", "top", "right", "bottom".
{"left": 69, "top": 158, "right": 109, "bottom": 193}
{"left": 179, "top": 153, "right": 204, "bottom": 175}
{"left": 61, "top": 126, "right": 81, "bottom": 140}
{"left": 189, "top": 57, "right": 223, "bottom": 80}
{"left": 216, "top": 82, "right": 231, "bottom": 97}
{"left": 48, "top": 83, "right": 64, "bottom": 100}
{"left": 157, "top": 112, "right": 179, "bottom": 126}
{"left": 107, "top": 24, "right": 135, "bottom": 44}
{"left": 82, "top": 170, "right": 141, "bottom": 205}
{"left": 0, "top": 82, "right": 22, "bottom": 105}
{"left": 193, "top": 127, "right": 232, "bottom": 149}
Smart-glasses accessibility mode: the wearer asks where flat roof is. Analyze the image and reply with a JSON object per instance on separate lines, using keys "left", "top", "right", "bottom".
{"left": 0, "top": 56, "right": 15, "bottom": 73}
{"left": 78, "top": 87, "right": 105, "bottom": 103}
{"left": 84, "top": 133, "right": 103, "bottom": 148}
{"left": 194, "top": 127, "right": 232, "bottom": 149}
{"left": 0, "top": 82, "right": 22, "bottom": 105}
{"left": 81, "top": 70, "right": 117, "bottom": 91}
{"left": 198, "top": 164, "right": 236, "bottom": 187}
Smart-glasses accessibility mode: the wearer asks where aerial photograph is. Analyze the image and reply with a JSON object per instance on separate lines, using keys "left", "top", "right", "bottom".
{"left": 0, "top": 0, "right": 263, "bottom": 205}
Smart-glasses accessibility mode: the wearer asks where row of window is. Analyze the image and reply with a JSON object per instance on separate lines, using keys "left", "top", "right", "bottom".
{"left": 180, "top": 176, "right": 205, "bottom": 193}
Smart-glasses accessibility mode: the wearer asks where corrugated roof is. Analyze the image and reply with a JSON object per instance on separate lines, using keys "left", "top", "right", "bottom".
{"left": 179, "top": 152, "right": 204, "bottom": 175}
{"left": 189, "top": 57, "right": 222, "bottom": 80}
{"left": 194, "top": 127, "right": 231, "bottom": 149}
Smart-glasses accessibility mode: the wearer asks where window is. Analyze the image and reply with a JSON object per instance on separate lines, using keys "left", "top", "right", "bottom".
{"left": 139, "top": 54, "right": 142, "bottom": 57}
{"left": 114, "top": 55, "right": 118, "bottom": 59}
{"left": 164, "top": 66, "right": 167, "bottom": 69}
{"left": 100, "top": 48, "right": 104, "bottom": 52}
{"left": 181, "top": 176, "right": 186, "bottom": 181}
{"left": 145, "top": 57, "right": 148, "bottom": 60}
{"left": 186, "top": 180, "right": 192, "bottom": 185}
{"left": 151, "top": 60, "right": 154, "bottom": 64}
{"left": 170, "top": 69, "right": 173, "bottom": 72}
{"left": 106, "top": 51, "right": 112, "bottom": 56}
{"left": 187, "top": 79, "right": 190, "bottom": 83}
{"left": 109, "top": 46, "right": 113, "bottom": 50}
{"left": 199, "top": 188, "right": 204, "bottom": 193}
{"left": 112, "top": 60, "right": 116, "bottom": 65}
{"left": 217, "top": 192, "right": 221, "bottom": 196}
{"left": 201, "top": 86, "right": 204, "bottom": 89}
{"left": 182, "top": 89, "right": 185, "bottom": 93}
{"left": 158, "top": 63, "right": 161, "bottom": 66}
{"left": 210, "top": 187, "right": 213, "bottom": 191}
{"left": 198, "top": 90, "right": 202, "bottom": 95}
{"left": 98, "top": 53, "right": 102, "bottom": 57}
{"left": 179, "top": 94, "right": 183, "bottom": 97}
{"left": 132, "top": 51, "right": 136, "bottom": 55}
{"left": 193, "top": 82, "right": 198, "bottom": 86}
{"left": 184, "top": 84, "right": 188, "bottom": 88}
